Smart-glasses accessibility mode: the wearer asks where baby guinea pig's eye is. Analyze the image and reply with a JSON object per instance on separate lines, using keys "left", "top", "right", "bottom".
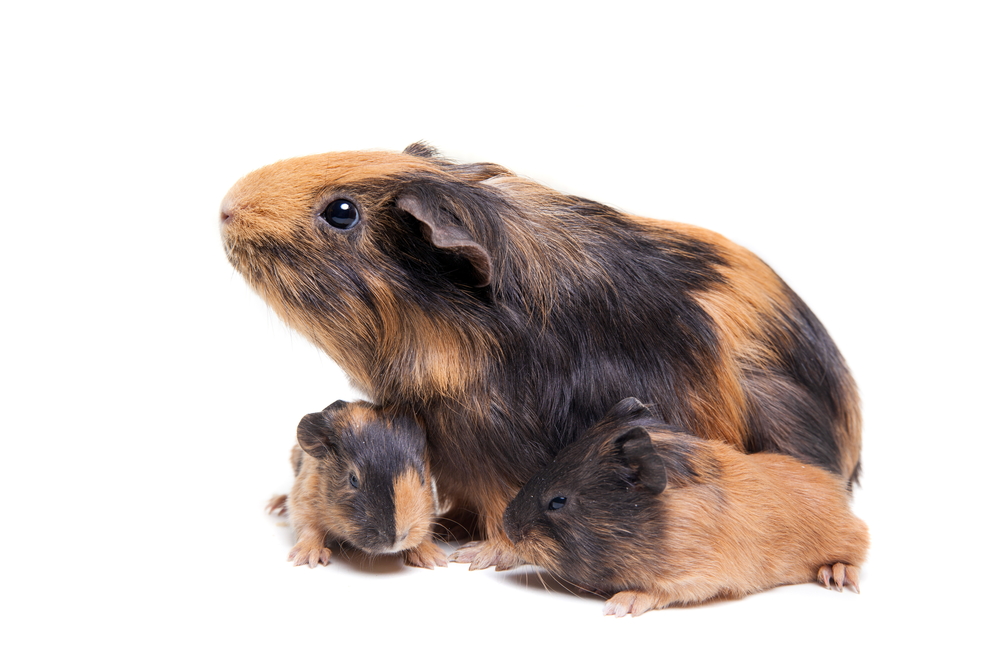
{"left": 547, "top": 496, "right": 567, "bottom": 511}
{"left": 349, "top": 472, "right": 360, "bottom": 489}
{"left": 321, "top": 199, "right": 360, "bottom": 230}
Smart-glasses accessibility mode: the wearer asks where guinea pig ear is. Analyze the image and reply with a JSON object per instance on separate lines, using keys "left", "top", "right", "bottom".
{"left": 296, "top": 412, "right": 337, "bottom": 459}
{"left": 615, "top": 427, "right": 667, "bottom": 495}
{"left": 395, "top": 192, "right": 494, "bottom": 288}
{"left": 403, "top": 141, "right": 439, "bottom": 159}
{"left": 321, "top": 399, "right": 350, "bottom": 413}
{"left": 445, "top": 162, "right": 513, "bottom": 183}
{"left": 605, "top": 397, "right": 657, "bottom": 423}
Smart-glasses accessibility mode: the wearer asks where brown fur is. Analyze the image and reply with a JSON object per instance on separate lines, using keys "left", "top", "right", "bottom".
{"left": 280, "top": 401, "right": 446, "bottom": 569}
{"left": 392, "top": 469, "right": 435, "bottom": 549}
{"left": 503, "top": 399, "right": 869, "bottom": 615}
{"left": 222, "top": 145, "right": 862, "bottom": 565}
{"left": 620, "top": 449, "right": 868, "bottom": 609}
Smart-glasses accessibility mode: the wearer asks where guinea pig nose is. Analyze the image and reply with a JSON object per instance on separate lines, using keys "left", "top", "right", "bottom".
{"left": 502, "top": 514, "right": 522, "bottom": 544}
{"left": 219, "top": 194, "right": 236, "bottom": 225}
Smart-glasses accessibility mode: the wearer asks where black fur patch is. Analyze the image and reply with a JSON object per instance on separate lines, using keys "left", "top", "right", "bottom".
{"left": 403, "top": 141, "right": 439, "bottom": 159}
{"left": 503, "top": 402, "right": 705, "bottom": 592}
{"left": 742, "top": 283, "right": 856, "bottom": 478}
{"left": 306, "top": 404, "right": 428, "bottom": 553}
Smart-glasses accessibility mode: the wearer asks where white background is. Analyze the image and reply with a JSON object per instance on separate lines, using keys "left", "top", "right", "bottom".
{"left": 3, "top": 2, "right": 997, "bottom": 665}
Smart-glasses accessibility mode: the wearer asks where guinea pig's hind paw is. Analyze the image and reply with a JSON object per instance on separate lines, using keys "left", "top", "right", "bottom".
{"left": 288, "top": 544, "right": 332, "bottom": 568}
{"left": 403, "top": 541, "right": 448, "bottom": 569}
{"left": 604, "top": 591, "right": 658, "bottom": 618}
{"left": 448, "top": 540, "right": 524, "bottom": 571}
{"left": 265, "top": 494, "right": 288, "bottom": 515}
{"left": 817, "top": 563, "right": 860, "bottom": 593}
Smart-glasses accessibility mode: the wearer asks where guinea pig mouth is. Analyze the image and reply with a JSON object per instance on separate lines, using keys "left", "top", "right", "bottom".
{"left": 384, "top": 529, "right": 420, "bottom": 554}
{"left": 357, "top": 529, "right": 419, "bottom": 555}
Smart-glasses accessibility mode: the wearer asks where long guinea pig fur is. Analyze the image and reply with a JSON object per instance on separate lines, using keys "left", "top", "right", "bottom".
{"left": 221, "top": 143, "right": 861, "bottom": 568}
{"left": 270, "top": 400, "right": 446, "bottom": 569}
{"left": 502, "top": 398, "right": 870, "bottom": 616}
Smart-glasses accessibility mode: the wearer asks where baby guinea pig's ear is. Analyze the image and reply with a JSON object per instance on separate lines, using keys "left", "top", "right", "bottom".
{"left": 605, "top": 397, "right": 659, "bottom": 423}
{"left": 615, "top": 427, "right": 667, "bottom": 495}
{"left": 296, "top": 411, "right": 338, "bottom": 459}
{"left": 395, "top": 190, "right": 494, "bottom": 288}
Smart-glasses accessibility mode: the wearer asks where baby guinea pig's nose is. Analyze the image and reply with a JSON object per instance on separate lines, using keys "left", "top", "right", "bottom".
{"left": 503, "top": 511, "right": 523, "bottom": 545}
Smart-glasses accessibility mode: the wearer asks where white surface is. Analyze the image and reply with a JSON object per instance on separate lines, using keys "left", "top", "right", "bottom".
{"left": 3, "top": 2, "right": 997, "bottom": 665}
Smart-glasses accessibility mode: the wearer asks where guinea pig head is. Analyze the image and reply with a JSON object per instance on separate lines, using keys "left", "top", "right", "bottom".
{"left": 502, "top": 398, "right": 671, "bottom": 592}
{"left": 296, "top": 401, "right": 436, "bottom": 555}
{"left": 219, "top": 143, "right": 514, "bottom": 397}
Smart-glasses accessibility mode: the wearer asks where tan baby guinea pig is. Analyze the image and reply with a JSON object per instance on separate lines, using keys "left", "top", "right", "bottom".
{"left": 269, "top": 400, "right": 446, "bottom": 569}
{"left": 502, "top": 398, "right": 869, "bottom": 615}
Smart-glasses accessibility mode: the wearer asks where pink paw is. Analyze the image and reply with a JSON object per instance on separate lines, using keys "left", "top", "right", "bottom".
{"left": 817, "top": 563, "right": 861, "bottom": 593}
{"left": 403, "top": 540, "right": 448, "bottom": 569}
{"left": 265, "top": 494, "right": 288, "bottom": 516}
{"left": 288, "top": 542, "right": 332, "bottom": 568}
{"left": 448, "top": 540, "right": 525, "bottom": 571}
{"left": 603, "top": 590, "right": 661, "bottom": 617}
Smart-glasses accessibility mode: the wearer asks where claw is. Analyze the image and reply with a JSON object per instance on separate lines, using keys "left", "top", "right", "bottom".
{"left": 448, "top": 541, "right": 484, "bottom": 564}
{"left": 817, "top": 563, "right": 861, "bottom": 594}
{"left": 843, "top": 564, "right": 861, "bottom": 594}
{"left": 403, "top": 541, "right": 448, "bottom": 569}
{"left": 604, "top": 591, "right": 657, "bottom": 617}
{"left": 265, "top": 494, "right": 288, "bottom": 515}
{"left": 288, "top": 543, "right": 331, "bottom": 568}
{"left": 449, "top": 540, "right": 524, "bottom": 571}
{"left": 832, "top": 562, "right": 846, "bottom": 592}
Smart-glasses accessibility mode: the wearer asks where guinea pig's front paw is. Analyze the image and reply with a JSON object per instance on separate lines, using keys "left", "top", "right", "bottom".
{"left": 604, "top": 591, "right": 663, "bottom": 618}
{"left": 288, "top": 541, "right": 332, "bottom": 568}
{"left": 265, "top": 494, "right": 288, "bottom": 515}
{"left": 402, "top": 539, "right": 448, "bottom": 569}
{"left": 448, "top": 540, "right": 525, "bottom": 571}
{"left": 817, "top": 563, "right": 861, "bottom": 593}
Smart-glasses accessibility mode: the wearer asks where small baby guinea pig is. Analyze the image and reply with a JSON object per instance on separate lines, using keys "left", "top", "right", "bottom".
{"left": 222, "top": 143, "right": 861, "bottom": 569}
{"left": 274, "top": 400, "right": 446, "bottom": 569}
{"left": 502, "top": 398, "right": 869, "bottom": 616}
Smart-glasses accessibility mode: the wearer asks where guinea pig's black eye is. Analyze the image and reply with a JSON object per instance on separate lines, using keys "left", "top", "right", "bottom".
{"left": 547, "top": 496, "right": 567, "bottom": 511}
{"left": 321, "top": 199, "right": 360, "bottom": 230}
{"left": 349, "top": 473, "right": 360, "bottom": 489}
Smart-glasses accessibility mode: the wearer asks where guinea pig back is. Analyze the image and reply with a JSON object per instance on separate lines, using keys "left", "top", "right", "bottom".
{"left": 284, "top": 400, "right": 445, "bottom": 569}
{"left": 503, "top": 398, "right": 870, "bottom": 615}
{"left": 221, "top": 143, "right": 861, "bottom": 561}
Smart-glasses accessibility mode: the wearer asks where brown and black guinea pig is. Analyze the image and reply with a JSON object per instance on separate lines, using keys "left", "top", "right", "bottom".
{"left": 267, "top": 400, "right": 446, "bottom": 569}
{"left": 221, "top": 143, "right": 861, "bottom": 570}
{"left": 502, "top": 398, "right": 869, "bottom": 616}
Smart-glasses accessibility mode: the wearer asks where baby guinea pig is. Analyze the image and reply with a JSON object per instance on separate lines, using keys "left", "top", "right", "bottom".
{"left": 270, "top": 400, "right": 446, "bottom": 569}
{"left": 502, "top": 398, "right": 869, "bottom": 616}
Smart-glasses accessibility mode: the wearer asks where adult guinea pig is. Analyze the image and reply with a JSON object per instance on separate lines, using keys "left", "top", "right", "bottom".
{"left": 267, "top": 400, "right": 446, "bottom": 569}
{"left": 220, "top": 143, "right": 861, "bottom": 569}
{"left": 502, "top": 398, "right": 870, "bottom": 616}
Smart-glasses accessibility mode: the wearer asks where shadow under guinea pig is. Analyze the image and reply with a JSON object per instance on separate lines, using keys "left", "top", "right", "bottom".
{"left": 493, "top": 567, "right": 605, "bottom": 604}
{"left": 267, "top": 503, "right": 419, "bottom": 576}
{"left": 493, "top": 562, "right": 748, "bottom": 612}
